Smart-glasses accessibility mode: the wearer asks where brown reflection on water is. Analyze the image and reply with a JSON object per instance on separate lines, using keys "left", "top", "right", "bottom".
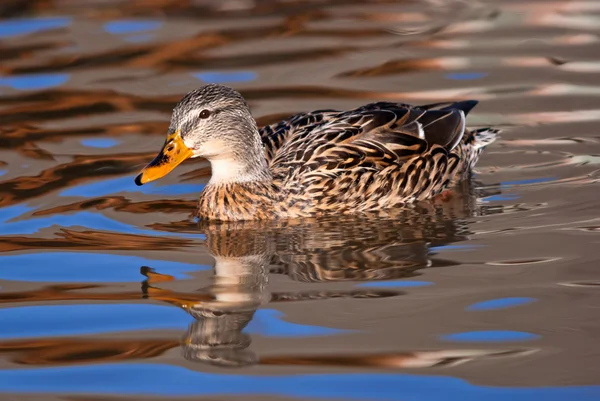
{"left": 0, "top": 90, "right": 176, "bottom": 123}
{"left": 0, "top": 153, "right": 152, "bottom": 207}
{"left": 259, "top": 348, "right": 537, "bottom": 369}
{"left": 0, "top": 181, "right": 501, "bottom": 369}
{"left": 0, "top": 0, "right": 410, "bottom": 79}
{"left": 32, "top": 198, "right": 197, "bottom": 216}
{"left": 178, "top": 181, "right": 500, "bottom": 367}
{"left": 0, "top": 283, "right": 211, "bottom": 308}
{"left": 0, "top": 231, "right": 193, "bottom": 253}
{"left": 0, "top": 121, "right": 165, "bottom": 150}
{"left": 1, "top": 0, "right": 600, "bottom": 394}
{"left": 0, "top": 337, "right": 178, "bottom": 366}
{"left": 0, "top": 336, "right": 535, "bottom": 371}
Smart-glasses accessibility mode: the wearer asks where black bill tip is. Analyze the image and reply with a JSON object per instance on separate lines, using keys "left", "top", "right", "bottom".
{"left": 134, "top": 173, "right": 144, "bottom": 186}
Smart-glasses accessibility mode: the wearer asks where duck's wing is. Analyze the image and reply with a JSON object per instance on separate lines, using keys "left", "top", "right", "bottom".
{"left": 259, "top": 110, "right": 337, "bottom": 163}
{"left": 264, "top": 101, "right": 476, "bottom": 176}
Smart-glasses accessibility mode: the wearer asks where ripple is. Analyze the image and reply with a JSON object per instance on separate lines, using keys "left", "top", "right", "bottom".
{"left": 357, "top": 281, "right": 432, "bottom": 288}
{"left": 104, "top": 20, "right": 163, "bottom": 35}
{"left": 466, "top": 297, "right": 537, "bottom": 311}
{"left": 430, "top": 244, "right": 486, "bottom": 251}
{"left": 422, "top": 33, "right": 599, "bottom": 49}
{"left": 445, "top": 72, "right": 488, "bottom": 80}
{"left": 486, "top": 257, "right": 562, "bottom": 266}
{"left": 0, "top": 210, "right": 204, "bottom": 239}
{"left": 499, "top": 177, "right": 557, "bottom": 187}
{"left": 0, "top": 252, "right": 207, "bottom": 283}
{"left": 245, "top": 309, "right": 349, "bottom": 337}
{"left": 562, "top": 225, "right": 600, "bottom": 233}
{"left": 0, "top": 364, "right": 596, "bottom": 400}
{"left": 193, "top": 71, "right": 258, "bottom": 84}
{"left": 0, "top": 304, "right": 191, "bottom": 339}
{"left": 124, "top": 33, "right": 155, "bottom": 43}
{"left": 260, "top": 348, "right": 538, "bottom": 369}
{"left": 0, "top": 0, "right": 598, "bottom": 393}
{"left": 559, "top": 281, "right": 600, "bottom": 288}
{"left": 0, "top": 17, "right": 71, "bottom": 38}
{"left": 0, "top": 305, "right": 346, "bottom": 340}
{"left": 481, "top": 194, "right": 521, "bottom": 202}
{"left": 0, "top": 73, "right": 69, "bottom": 90}
{"left": 441, "top": 331, "right": 540, "bottom": 342}
{"left": 80, "top": 138, "right": 120, "bottom": 148}
{"left": 60, "top": 176, "right": 205, "bottom": 198}
{"left": 512, "top": 109, "right": 600, "bottom": 124}
{"left": 0, "top": 204, "right": 34, "bottom": 224}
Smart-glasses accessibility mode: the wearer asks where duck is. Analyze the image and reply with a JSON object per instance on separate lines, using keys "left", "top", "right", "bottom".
{"left": 135, "top": 84, "right": 498, "bottom": 221}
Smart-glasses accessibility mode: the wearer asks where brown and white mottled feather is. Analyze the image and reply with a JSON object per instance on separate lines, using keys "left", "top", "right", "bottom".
{"left": 197, "top": 99, "right": 497, "bottom": 221}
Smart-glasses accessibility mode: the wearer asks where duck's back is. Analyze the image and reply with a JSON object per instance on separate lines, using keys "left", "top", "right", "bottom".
{"left": 259, "top": 101, "right": 497, "bottom": 215}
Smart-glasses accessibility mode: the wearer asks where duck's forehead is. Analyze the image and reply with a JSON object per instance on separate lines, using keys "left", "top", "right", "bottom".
{"left": 173, "top": 86, "right": 245, "bottom": 117}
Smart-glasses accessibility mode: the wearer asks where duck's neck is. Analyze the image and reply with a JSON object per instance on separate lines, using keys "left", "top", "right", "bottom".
{"left": 206, "top": 132, "right": 271, "bottom": 186}
{"left": 198, "top": 137, "right": 278, "bottom": 220}
{"left": 208, "top": 155, "right": 270, "bottom": 185}
{"left": 197, "top": 179, "right": 278, "bottom": 221}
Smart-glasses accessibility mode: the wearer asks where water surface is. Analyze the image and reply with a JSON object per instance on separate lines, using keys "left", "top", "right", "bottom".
{"left": 1, "top": 0, "right": 599, "bottom": 400}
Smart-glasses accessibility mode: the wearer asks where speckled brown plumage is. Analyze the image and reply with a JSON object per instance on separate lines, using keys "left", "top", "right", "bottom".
{"left": 196, "top": 99, "right": 498, "bottom": 221}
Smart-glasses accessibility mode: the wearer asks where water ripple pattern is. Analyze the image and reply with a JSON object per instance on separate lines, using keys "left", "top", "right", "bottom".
{"left": 0, "top": 0, "right": 599, "bottom": 400}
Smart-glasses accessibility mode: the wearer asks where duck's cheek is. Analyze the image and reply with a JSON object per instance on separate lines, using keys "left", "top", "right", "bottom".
{"left": 193, "top": 139, "right": 233, "bottom": 159}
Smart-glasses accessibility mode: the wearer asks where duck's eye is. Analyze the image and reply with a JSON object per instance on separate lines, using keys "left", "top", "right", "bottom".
{"left": 199, "top": 109, "right": 211, "bottom": 119}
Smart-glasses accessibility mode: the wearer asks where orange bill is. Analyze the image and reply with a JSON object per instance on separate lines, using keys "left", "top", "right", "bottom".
{"left": 135, "top": 131, "right": 193, "bottom": 186}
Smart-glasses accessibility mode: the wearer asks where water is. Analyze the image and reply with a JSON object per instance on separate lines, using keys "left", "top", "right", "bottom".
{"left": 1, "top": 0, "right": 599, "bottom": 399}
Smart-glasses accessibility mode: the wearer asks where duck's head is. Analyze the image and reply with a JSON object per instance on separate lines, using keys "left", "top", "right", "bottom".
{"left": 135, "top": 84, "right": 263, "bottom": 186}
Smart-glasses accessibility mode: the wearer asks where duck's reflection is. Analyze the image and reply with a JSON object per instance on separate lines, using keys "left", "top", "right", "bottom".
{"left": 183, "top": 313, "right": 257, "bottom": 367}
{"left": 181, "top": 236, "right": 268, "bottom": 367}
{"left": 0, "top": 181, "right": 536, "bottom": 368}
{"left": 165, "top": 181, "right": 514, "bottom": 367}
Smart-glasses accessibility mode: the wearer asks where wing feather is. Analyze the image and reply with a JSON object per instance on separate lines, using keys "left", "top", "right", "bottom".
{"left": 258, "top": 100, "right": 474, "bottom": 186}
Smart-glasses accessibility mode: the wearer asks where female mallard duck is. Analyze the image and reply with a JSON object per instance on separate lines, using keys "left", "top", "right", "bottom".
{"left": 135, "top": 84, "right": 498, "bottom": 221}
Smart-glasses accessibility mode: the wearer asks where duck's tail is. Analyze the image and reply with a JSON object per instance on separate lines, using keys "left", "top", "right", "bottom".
{"left": 455, "top": 128, "right": 500, "bottom": 178}
{"left": 471, "top": 127, "right": 500, "bottom": 150}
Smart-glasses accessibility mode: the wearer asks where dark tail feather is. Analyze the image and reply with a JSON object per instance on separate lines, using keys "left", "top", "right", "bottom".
{"left": 419, "top": 100, "right": 479, "bottom": 116}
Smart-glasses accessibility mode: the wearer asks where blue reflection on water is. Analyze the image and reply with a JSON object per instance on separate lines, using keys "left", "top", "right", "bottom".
{"left": 441, "top": 330, "right": 539, "bottom": 342}
{"left": 445, "top": 72, "right": 488, "bottom": 80}
{"left": 193, "top": 71, "right": 257, "bottom": 84}
{"left": 467, "top": 297, "right": 537, "bottom": 311}
{"left": 0, "top": 73, "right": 70, "bottom": 90}
{"left": 430, "top": 244, "right": 485, "bottom": 251}
{"left": 80, "top": 138, "right": 120, "bottom": 148}
{"left": 0, "top": 252, "right": 207, "bottom": 283}
{"left": 104, "top": 20, "right": 162, "bottom": 34}
{"left": 481, "top": 194, "right": 521, "bottom": 202}
{"left": 60, "top": 176, "right": 205, "bottom": 197}
{"left": 246, "top": 309, "right": 348, "bottom": 337}
{"left": 0, "top": 205, "right": 35, "bottom": 224}
{"left": 0, "top": 364, "right": 597, "bottom": 400}
{"left": 0, "top": 210, "right": 204, "bottom": 239}
{"left": 0, "top": 305, "right": 344, "bottom": 340}
{"left": 0, "top": 17, "right": 71, "bottom": 38}
{"left": 357, "top": 281, "right": 432, "bottom": 288}
{"left": 500, "top": 177, "right": 555, "bottom": 187}
{"left": 0, "top": 304, "right": 191, "bottom": 339}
